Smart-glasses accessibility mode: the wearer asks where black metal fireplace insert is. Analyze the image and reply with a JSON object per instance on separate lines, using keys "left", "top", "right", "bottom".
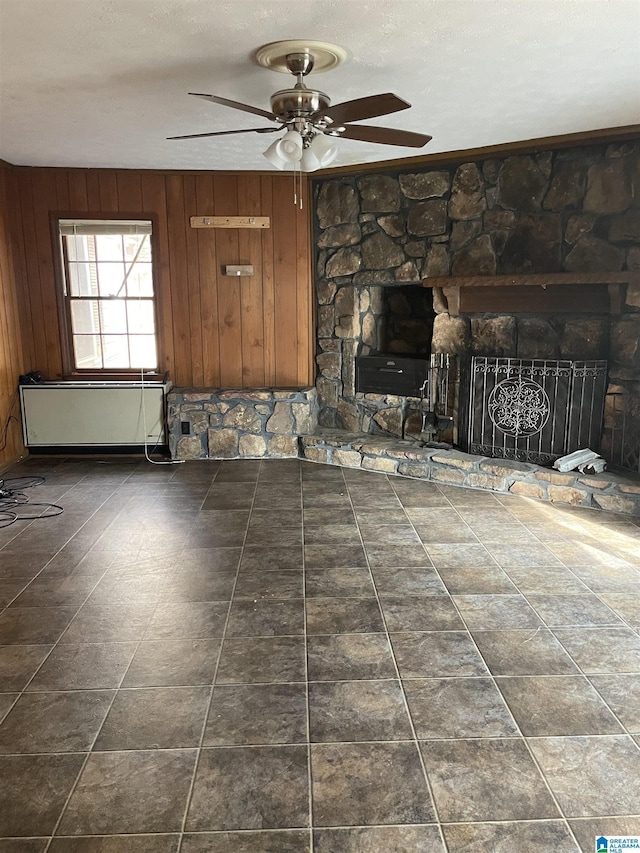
{"left": 356, "top": 355, "right": 430, "bottom": 398}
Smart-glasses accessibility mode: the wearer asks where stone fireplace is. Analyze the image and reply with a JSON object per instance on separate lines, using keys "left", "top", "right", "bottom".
{"left": 312, "top": 139, "right": 640, "bottom": 475}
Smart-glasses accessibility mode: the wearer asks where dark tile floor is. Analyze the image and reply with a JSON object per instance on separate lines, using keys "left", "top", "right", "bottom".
{"left": 1, "top": 456, "right": 640, "bottom": 852}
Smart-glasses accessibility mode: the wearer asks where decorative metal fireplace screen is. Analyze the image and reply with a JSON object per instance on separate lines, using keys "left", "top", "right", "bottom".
{"left": 606, "top": 390, "right": 640, "bottom": 474}
{"left": 467, "top": 358, "right": 608, "bottom": 464}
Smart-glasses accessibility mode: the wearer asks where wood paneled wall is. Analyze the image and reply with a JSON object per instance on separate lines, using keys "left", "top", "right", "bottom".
{"left": 0, "top": 166, "right": 25, "bottom": 469}
{"left": 6, "top": 168, "right": 313, "bottom": 388}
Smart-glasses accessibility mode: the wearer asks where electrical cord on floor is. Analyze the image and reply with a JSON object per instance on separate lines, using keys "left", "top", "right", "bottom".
{"left": 0, "top": 476, "right": 45, "bottom": 491}
{"left": 0, "top": 475, "right": 63, "bottom": 528}
{"left": 0, "top": 389, "right": 21, "bottom": 454}
{"left": 139, "top": 368, "right": 184, "bottom": 466}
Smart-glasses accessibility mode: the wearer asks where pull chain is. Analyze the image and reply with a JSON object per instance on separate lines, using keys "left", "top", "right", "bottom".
{"left": 293, "top": 161, "right": 297, "bottom": 206}
{"left": 292, "top": 161, "right": 304, "bottom": 209}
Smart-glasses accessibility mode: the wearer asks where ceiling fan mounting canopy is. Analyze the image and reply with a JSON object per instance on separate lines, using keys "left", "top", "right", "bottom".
{"left": 254, "top": 40, "right": 348, "bottom": 74}
{"left": 167, "top": 39, "right": 432, "bottom": 169}
{"left": 283, "top": 51, "right": 316, "bottom": 77}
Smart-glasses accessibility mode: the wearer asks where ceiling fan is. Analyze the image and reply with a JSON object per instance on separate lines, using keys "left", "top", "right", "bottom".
{"left": 168, "top": 40, "right": 432, "bottom": 171}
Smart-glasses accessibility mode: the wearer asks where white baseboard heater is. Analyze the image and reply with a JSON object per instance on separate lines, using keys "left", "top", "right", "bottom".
{"left": 20, "top": 382, "right": 171, "bottom": 448}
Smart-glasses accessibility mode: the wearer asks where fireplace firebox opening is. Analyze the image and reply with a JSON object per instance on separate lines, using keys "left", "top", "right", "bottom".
{"left": 381, "top": 285, "right": 435, "bottom": 356}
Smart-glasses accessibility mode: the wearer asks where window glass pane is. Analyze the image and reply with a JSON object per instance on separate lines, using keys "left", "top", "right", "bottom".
{"left": 126, "top": 263, "right": 154, "bottom": 297}
{"left": 65, "top": 234, "right": 81, "bottom": 262}
{"left": 68, "top": 263, "right": 97, "bottom": 297}
{"left": 129, "top": 335, "right": 157, "bottom": 369}
{"left": 71, "top": 300, "right": 101, "bottom": 335}
{"left": 73, "top": 335, "right": 103, "bottom": 369}
{"left": 96, "top": 234, "right": 124, "bottom": 262}
{"left": 102, "top": 335, "right": 131, "bottom": 369}
{"left": 97, "top": 262, "right": 126, "bottom": 297}
{"left": 100, "top": 300, "right": 128, "bottom": 334}
{"left": 126, "top": 300, "right": 155, "bottom": 334}
{"left": 61, "top": 219, "right": 156, "bottom": 372}
{"left": 124, "top": 234, "right": 151, "bottom": 263}
{"left": 65, "top": 235, "right": 77, "bottom": 262}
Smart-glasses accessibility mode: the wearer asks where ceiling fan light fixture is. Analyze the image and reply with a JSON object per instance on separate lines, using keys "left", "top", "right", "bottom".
{"left": 309, "top": 133, "right": 338, "bottom": 166}
{"left": 299, "top": 134, "right": 339, "bottom": 171}
{"left": 262, "top": 139, "right": 287, "bottom": 169}
{"left": 275, "top": 129, "right": 303, "bottom": 162}
{"left": 300, "top": 147, "right": 321, "bottom": 172}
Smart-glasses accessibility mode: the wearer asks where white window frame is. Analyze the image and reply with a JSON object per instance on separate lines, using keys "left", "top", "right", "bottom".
{"left": 56, "top": 218, "right": 160, "bottom": 375}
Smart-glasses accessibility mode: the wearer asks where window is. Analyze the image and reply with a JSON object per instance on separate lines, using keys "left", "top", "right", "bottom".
{"left": 57, "top": 219, "right": 158, "bottom": 373}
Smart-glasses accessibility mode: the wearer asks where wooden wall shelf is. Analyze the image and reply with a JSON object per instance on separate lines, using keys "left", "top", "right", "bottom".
{"left": 190, "top": 215, "right": 270, "bottom": 229}
{"left": 421, "top": 272, "right": 638, "bottom": 316}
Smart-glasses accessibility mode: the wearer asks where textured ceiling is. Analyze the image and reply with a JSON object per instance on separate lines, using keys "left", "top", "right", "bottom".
{"left": 1, "top": 0, "right": 639, "bottom": 172}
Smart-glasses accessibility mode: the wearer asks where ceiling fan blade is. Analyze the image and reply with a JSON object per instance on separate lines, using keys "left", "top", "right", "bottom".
{"left": 189, "top": 93, "right": 276, "bottom": 122}
{"left": 317, "top": 93, "right": 410, "bottom": 126}
{"left": 339, "top": 124, "right": 432, "bottom": 148}
{"left": 167, "top": 127, "right": 280, "bottom": 140}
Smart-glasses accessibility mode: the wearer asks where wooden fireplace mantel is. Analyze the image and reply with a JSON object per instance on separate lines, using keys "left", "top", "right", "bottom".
{"left": 421, "top": 272, "right": 639, "bottom": 316}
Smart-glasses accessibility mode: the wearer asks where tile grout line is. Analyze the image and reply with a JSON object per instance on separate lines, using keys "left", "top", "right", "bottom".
{"left": 388, "top": 478, "right": 590, "bottom": 851}
{"left": 385, "top": 477, "right": 482, "bottom": 853}
{"left": 427, "top": 563, "right": 586, "bottom": 851}
{"left": 300, "top": 462, "right": 315, "bottom": 853}
{"left": 0, "top": 476, "right": 126, "bottom": 618}
{"left": 0, "top": 561, "right": 123, "bottom": 749}
{"left": 174, "top": 462, "right": 259, "bottom": 852}
{"left": 2, "top": 730, "right": 640, "bottom": 760}
{"left": 25, "top": 461, "right": 209, "bottom": 850}
{"left": 0, "top": 477, "right": 151, "bottom": 817}
{"left": 483, "top": 548, "right": 640, "bottom": 741}
{"left": 506, "top": 599, "right": 640, "bottom": 751}
{"left": 344, "top": 470, "right": 451, "bottom": 853}
{"left": 582, "top": 674, "right": 640, "bottom": 747}
{"left": 4, "top": 664, "right": 640, "bottom": 696}
{"left": 408, "top": 485, "right": 640, "bottom": 742}
{"left": 508, "top": 577, "right": 639, "bottom": 635}
{"left": 41, "top": 596, "right": 155, "bottom": 850}
{"left": 31, "top": 458, "right": 164, "bottom": 848}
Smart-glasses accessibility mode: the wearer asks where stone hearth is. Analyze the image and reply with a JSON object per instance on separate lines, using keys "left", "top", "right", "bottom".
{"left": 301, "top": 428, "right": 640, "bottom": 516}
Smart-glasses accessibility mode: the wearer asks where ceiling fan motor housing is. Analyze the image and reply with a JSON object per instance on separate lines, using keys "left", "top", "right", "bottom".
{"left": 270, "top": 88, "right": 330, "bottom": 123}
{"left": 270, "top": 51, "right": 331, "bottom": 126}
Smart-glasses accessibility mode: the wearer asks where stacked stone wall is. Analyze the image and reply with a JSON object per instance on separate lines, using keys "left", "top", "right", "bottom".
{"left": 168, "top": 388, "right": 317, "bottom": 460}
{"left": 313, "top": 140, "right": 640, "bottom": 467}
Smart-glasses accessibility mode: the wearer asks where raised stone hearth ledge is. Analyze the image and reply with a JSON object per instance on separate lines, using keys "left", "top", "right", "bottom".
{"left": 301, "top": 429, "right": 640, "bottom": 517}
{"left": 168, "top": 387, "right": 317, "bottom": 460}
